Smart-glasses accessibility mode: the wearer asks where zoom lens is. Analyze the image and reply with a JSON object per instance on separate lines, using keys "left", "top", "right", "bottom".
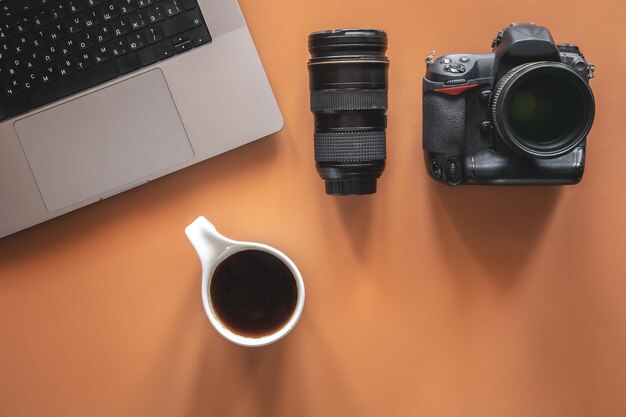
{"left": 492, "top": 62, "right": 595, "bottom": 158}
{"left": 308, "top": 29, "right": 389, "bottom": 195}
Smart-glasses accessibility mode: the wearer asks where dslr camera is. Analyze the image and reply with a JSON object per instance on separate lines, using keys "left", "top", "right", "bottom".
{"left": 422, "top": 23, "right": 595, "bottom": 185}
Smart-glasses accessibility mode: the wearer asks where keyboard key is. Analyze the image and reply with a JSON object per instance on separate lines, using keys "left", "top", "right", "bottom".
{"left": 127, "top": 32, "right": 146, "bottom": 50}
{"left": 67, "top": 0, "right": 88, "bottom": 14}
{"left": 119, "top": 0, "right": 138, "bottom": 15}
{"left": 110, "top": 39, "right": 129, "bottom": 57}
{"left": 182, "top": 0, "right": 195, "bottom": 10}
{"left": 137, "top": 0, "right": 154, "bottom": 7}
{"left": 58, "top": 38, "right": 78, "bottom": 56}
{"left": 36, "top": 0, "right": 54, "bottom": 7}
{"left": 27, "top": 61, "right": 118, "bottom": 108}
{"left": 16, "top": 0, "right": 37, "bottom": 15}
{"left": 15, "top": 16, "right": 34, "bottom": 35}
{"left": 171, "top": 33, "right": 188, "bottom": 45}
{"left": 100, "top": 3, "right": 120, "bottom": 21}
{"left": 1, "top": 3, "right": 15, "bottom": 20}
{"left": 94, "top": 44, "right": 112, "bottom": 63}
{"left": 163, "top": 0, "right": 182, "bottom": 17}
{"left": 4, "top": 94, "right": 30, "bottom": 117}
{"left": 95, "top": 23, "right": 114, "bottom": 43}
{"left": 2, "top": 79, "right": 22, "bottom": 97}
{"left": 173, "top": 40, "right": 191, "bottom": 53}
{"left": 20, "top": 71, "right": 42, "bottom": 91}
{"left": 146, "top": 4, "right": 165, "bottom": 23}
{"left": 162, "top": 8, "right": 202, "bottom": 37}
{"left": 0, "top": 22, "right": 16, "bottom": 41}
{"left": 67, "top": 16, "right": 86, "bottom": 35}
{"left": 0, "top": 102, "right": 8, "bottom": 122}
{"left": 10, "top": 36, "right": 31, "bottom": 55}
{"left": 128, "top": 11, "right": 148, "bottom": 30}
{"left": 24, "top": 51, "right": 44, "bottom": 69}
{"left": 82, "top": 10, "right": 102, "bottom": 28}
{"left": 115, "top": 51, "right": 140, "bottom": 74}
{"left": 42, "top": 43, "right": 60, "bottom": 62}
{"left": 48, "top": 3, "right": 69, "bottom": 20}
{"left": 76, "top": 51, "right": 94, "bottom": 70}
{"left": 137, "top": 45, "right": 156, "bottom": 66}
{"left": 7, "top": 57, "right": 24, "bottom": 77}
{"left": 39, "top": 64, "right": 59, "bottom": 83}
{"left": 144, "top": 25, "right": 163, "bottom": 44}
{"left": 48, "top": 22, "right": 67, "bottom": 42}
{"left": 112, "top": 18, "right": 131, "bottom": 37}
{"left": 32, "top": 10, "right": 52, "bottom": 27}
{"left": 58, "top": 56, "right": 78, "bottom": 77}
{"left": 77, "top": 30, "right": 95, "bottom": 49}
{"left": 153, "top": 39, "right": 174, "bottom": 59}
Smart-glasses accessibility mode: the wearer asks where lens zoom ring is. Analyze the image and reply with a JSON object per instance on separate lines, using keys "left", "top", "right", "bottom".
{"left": 310, "top": 89, "right": 388, "bottom": 112}
{"left": 314, "top": 131, "right": 386, "bottom": 162}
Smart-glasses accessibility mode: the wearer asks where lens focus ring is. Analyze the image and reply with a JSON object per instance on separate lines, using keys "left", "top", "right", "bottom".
{"left": 310, "top": 89, "right": 388, "bottom": 112}
{"left": 314, "top": 131, "right": 386, "bottom": 162}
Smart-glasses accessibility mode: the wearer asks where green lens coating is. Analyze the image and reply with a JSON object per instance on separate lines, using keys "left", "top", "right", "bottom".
{"left": 507, "top": 73, "right": 586, "bottom": 147}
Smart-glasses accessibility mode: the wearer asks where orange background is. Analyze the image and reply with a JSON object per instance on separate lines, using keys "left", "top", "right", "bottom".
{"left": 1, "top": 0, "right": 626, "bottom": 416}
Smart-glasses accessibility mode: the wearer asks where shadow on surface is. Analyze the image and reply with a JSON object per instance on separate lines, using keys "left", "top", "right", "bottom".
{"left": 189, "top": 310, "right": 361, "bottom": 417}
{"left": 191, "top": 330, "right": 289, "bottom": 417}
{"left": 334, "top": 194, "right": 374, "bottom": 256}
{"left": 429, "top": 182, "right": 562, "bottom": 282}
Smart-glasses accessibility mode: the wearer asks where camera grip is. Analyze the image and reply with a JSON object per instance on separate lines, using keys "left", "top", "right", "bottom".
{"left": 422, "top": 93, "right": 465, "bottom": 154}
{"left": 467, "top": 148, "right": 585, "bottom": 184}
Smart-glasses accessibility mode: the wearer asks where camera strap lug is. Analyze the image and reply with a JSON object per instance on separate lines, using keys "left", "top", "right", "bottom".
{"left": 425, "top": 51, "right": 436, "bottom": 66}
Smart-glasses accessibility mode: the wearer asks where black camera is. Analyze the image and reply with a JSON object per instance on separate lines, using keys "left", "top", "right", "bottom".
{"left": 422, "top": 23, "right": 595, "bottom": 185}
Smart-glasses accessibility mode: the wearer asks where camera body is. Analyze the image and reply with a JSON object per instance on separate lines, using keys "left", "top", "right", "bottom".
{"left": 422, "top": 23, "right": 595, "bottom": 185}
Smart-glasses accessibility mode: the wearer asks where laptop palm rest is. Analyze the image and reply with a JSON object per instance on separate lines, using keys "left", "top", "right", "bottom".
{"left": 14, "top": 69, "right": 194, "bottom": 213}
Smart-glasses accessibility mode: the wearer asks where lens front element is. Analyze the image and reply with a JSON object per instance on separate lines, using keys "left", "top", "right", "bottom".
{"left": 492, "top": 62, "right": 595, "bottom": 158}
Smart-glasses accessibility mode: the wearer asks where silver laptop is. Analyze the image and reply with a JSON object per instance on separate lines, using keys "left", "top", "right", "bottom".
{"left": 0, "top": 0, "right": 283, "bottom": 238}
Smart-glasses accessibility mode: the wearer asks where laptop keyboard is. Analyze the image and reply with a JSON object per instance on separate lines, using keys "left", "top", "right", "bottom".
{"left": 0, "top": 0, "right": 212, "bottom": 121}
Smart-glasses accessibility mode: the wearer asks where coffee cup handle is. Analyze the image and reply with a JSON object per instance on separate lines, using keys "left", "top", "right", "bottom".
{"left": 185, "top": 216, "right": 233, "bottom": 270}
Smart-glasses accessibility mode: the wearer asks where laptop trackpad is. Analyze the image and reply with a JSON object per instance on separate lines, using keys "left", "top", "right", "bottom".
{"left": 15, "top": 69, "right": 194, "bottom": 213}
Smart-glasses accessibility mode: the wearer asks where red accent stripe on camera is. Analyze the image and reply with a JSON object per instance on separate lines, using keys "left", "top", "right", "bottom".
{"left": 434, "top": 84, "right": 479, "bottom": 96}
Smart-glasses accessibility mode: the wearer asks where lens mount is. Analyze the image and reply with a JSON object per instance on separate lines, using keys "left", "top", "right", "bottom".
{"left": 491, "top": 62, "right": 595, "bottom": 158}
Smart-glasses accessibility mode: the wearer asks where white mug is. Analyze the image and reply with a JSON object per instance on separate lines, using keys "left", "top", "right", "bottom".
{"left": 185, "top": 216, "right": 305, "bottom": 347}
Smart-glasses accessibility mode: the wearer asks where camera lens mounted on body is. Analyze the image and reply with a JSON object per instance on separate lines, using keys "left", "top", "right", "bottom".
{"left": 491, "top": 61, "right": 595, "bottom": 158}
{"left": 308, "top": 29, "right": 389, "bottom": 195}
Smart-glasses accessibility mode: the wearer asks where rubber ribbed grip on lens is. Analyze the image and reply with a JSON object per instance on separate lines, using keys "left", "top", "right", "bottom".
{"left": 310, "top": 89, "right": 388, "bottom": 111}
{"left": 326, "top": 179, "right": 377, "bottom": 195}
{"left": 314, "top": 131, "right": 386, "bottom": 162}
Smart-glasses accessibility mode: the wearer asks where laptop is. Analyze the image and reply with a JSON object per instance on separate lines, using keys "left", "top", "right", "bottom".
{"left": 0, "top": 0, "right": 283, "bottom": 238}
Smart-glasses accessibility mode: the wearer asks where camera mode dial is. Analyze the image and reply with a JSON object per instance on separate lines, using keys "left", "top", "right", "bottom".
{"left": 558, "top": 43, "right": 584, "bottom": 58}
{"left": 444, "top": 63, "right": 466, "bottom": 74}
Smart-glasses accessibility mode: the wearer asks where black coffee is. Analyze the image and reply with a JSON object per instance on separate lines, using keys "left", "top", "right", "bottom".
{"left": 210, "top": 249, "right": 298, "bottom": 337}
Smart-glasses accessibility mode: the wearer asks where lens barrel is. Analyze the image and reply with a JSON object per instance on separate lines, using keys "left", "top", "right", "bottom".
{"left": 492, "top": 62, "right": 595, "bottom": 158}
{"left": 308, "top": 29, "right": 389, "bottom": 195}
